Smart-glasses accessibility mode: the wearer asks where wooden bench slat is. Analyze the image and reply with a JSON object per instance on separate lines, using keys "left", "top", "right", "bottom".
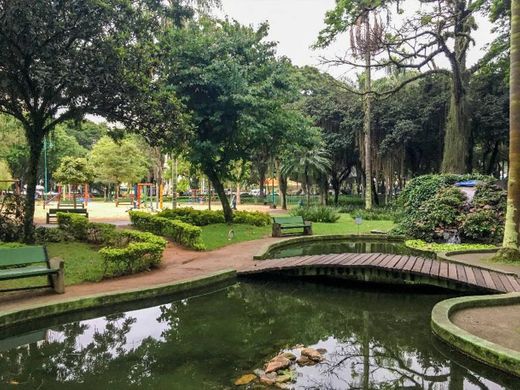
{"left": 0, "top": 266, "right": 57, "bottom": 280}
{"left": 0, "top": 246, "right": 46, "bottom": 266}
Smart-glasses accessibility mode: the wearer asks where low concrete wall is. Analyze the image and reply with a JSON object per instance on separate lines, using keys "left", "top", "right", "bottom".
{"left": 254, "top": 234, "right": 407, "bottom": 260}
{"left": 0, "top": 270, "right": 237, "bottom": 329}
{"left": 431, "top": 292, "right": 520, "bottom": 377}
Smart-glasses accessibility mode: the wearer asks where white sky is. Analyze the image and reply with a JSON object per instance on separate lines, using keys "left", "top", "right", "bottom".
{"left": 217, "top": 0, "right": 497, "bottom": 80}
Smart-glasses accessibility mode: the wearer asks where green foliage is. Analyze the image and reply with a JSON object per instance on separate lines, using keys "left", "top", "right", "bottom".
{"left": 0, "top": 159, "right": 12, "bottom": 190}
{"left": 53, "top": 157, "right": 94, "bottom": 185}
{"left": 290, "top": 206, "right": 340, "bottom": 223}
{"left": 346, "top": 207, "right": 398, "bottom": 221}
{"left": 405, "top": 240, "right": 496, "bottom": 253}
{"left": 89, "top": 136, "right": 150, "bottom": 186}
{"left": 0, "top": 194, "right": 25, "bottom": 242}
{"left": 461, "top": 210, "right": 504, "bottom": 243}
{"left": 129, "top": 211, "right": 205, "bottom": 250}
{"left": 35, "top": 227, "right": 70, "bottom": 243}
{"left": 232, "top": 211, "right": 271, "bottom": 226}
{"left": 158, "top": 207, "right": 270, "bottom": 227}
{"left": 397, "top": 175, "right": 505, "bottom": 244}
{"left": 57, "top": 213, "right": 166, "bottom": 277}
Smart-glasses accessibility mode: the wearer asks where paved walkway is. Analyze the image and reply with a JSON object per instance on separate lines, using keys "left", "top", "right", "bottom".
{"left": 239, "top": 253, "right": 520, "bottom": 293}
{"left": 0, "top": 237, "right": 278, "bottom": 312}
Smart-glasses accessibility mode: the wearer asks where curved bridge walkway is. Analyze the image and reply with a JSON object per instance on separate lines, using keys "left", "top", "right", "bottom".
{"left": 238, "top": 253, "right": 520, "bottom": 293}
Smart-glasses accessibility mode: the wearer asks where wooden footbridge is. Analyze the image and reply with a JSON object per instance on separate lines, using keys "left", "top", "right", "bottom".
{"left": 238, "top": 253, "right": 520, "bottom": 293}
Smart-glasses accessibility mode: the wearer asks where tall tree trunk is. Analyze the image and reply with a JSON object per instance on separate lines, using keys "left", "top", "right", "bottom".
{"left": 499, "top": 0, "right": 520, "bottom": 259}
{"left": 364, "top": 42, "right": 373, "bottom": 210}
{"left": 171, "top": 156, "right": 177, "bottom": 209}
{"left": 23, "top": 132, "right": 44, "bottom": 243}
{"left": 279, "top": 174, "right": 288, "bottom": 210}
{"left": 208, "top": 178, "right": 211, "bottom": 211}
{"left": 207, "top": 169, "right": 233, "bottom": 223}
{"left": 441, "top": 82, "right": 470, "bottom": 173}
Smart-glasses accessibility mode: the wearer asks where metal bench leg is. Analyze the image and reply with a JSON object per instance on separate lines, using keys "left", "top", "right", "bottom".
{"left": 304, "top": 225, "right": 313, "bottom": 235}
{"left": 49, "top": 258, "right": 65, "bottom": 294}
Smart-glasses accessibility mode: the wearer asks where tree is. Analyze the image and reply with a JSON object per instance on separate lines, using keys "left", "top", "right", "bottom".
{"left": 498, "top": 0, "right": 520, "bottom": 260}
{"left": 89, "top": 136, "right": 150, "bottom": 202}
{"left": 53, "top": 157, "right": 94, "bottom": 208}
{"left": 281, "top": 147, "right": 331, "bottom": 206}
{"left": 317, "top": 0, "right": 490, "bottom": 174}
{"left": 0, "top": 0, "right": 163, "bottom": 241}
{"left": 160, "top": 18, "right": 296, "bottom": 222}
{"left": 0, "top": 159, "right": 12, "bottom": 190}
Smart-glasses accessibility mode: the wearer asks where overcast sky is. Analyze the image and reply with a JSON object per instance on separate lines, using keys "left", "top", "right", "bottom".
{"left": 217, "top": 0, "right": 496, "bottom": 80}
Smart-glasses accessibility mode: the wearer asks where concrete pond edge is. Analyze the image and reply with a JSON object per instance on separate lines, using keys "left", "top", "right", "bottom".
{"left": 0, "top": 269, "right": 237, "bottom": 330}
{"left": 431, "top": 292, "right": 520, "bottom": 377}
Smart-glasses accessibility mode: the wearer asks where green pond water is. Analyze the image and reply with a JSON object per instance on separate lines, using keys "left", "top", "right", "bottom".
{"left": 0, "top": 280, "right": 518, "bottom": 389}
{"left": 267, "top": 239, "right": 435, "bottom": 259}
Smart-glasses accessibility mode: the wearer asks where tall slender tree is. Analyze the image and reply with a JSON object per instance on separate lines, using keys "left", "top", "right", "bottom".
{"left": 498, "top": 0, "right": 520, "bottom": 260}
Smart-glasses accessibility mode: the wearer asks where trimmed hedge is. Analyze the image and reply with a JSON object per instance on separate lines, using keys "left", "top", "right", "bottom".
{"left": 129, "top": 211, "right": 205, "bottom": 250}
{"left": 157, "top": 207, "right": 271, "bottom": 227}
{"left": 56, "top": 213, "right": 167, "bottom": 277}
{"left": 290, "top": 206, "right": 340, "bottom": 223}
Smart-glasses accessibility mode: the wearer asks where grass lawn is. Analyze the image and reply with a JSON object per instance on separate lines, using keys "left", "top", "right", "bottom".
{"left": 200, "top": 224, "right": 271, "bottom": 250}
{"left": 313, "top": 214, "right": 394, "bottom": 235}
{"left": 199, "top": 214, "right": 395, "bottom": 251}
{"left": 0, "top": 242, "right": 104, "bottom": 291}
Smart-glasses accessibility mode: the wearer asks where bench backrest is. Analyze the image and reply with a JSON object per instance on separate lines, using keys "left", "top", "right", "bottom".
{"left": 49, "top": 208, "right": 87, "bottom": 214}
{"left": 0, "top": 246, "right": 48, "bottom": 267}
{"left": 273, "top": 216, "right": 305, "bottom": 225}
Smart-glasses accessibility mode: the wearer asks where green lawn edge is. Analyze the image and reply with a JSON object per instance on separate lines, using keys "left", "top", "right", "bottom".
{"left": 0, "top": 270, "right": 236, "bottom": 330}
{"left": 431, "top": 293, "right": 520, "bottom": 377}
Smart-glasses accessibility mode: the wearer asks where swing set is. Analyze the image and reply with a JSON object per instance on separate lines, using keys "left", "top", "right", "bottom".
{"left": 135, "top": 183, "right": 164, "bottom": 210}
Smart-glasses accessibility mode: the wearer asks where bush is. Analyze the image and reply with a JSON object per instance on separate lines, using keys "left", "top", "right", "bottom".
{"left": 158, "top": 207, "right": 225, "bottom": 226}
{"left": 158, "top": 207, "right": 271, "bottom": 227}
{"left": 99, "top": 230, "right": 166, "bottom": 278}
{"left": 290, "top": 206, "right": 340, "bottom": 223}
{"left": 461, "top": 210, "right": 503, "bottom": 243}
{"left": 0, "top": 194, "right": 25, "bottom": 242}
{"left": 233, "top": 210, "right": 271, "bottom": 226}
{"left": 343, "top": 206, "right": 398, "bottom": 221}
{"left": 396, "top": 174, "right": 505, "bottom": 244}
{"left": 35, "top": 226, "right": 70, "bottom": 243}
{"left": 57, "top": 212, "right": 166, "bottom": 277}
{"left": 129, "top": 211, "right": 205, "bottom": 250}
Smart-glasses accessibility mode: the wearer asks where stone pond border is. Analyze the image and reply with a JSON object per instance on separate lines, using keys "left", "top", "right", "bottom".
{"left": 431, "top": 292, "right": 520, "bottom": 377}
{"left": 0, "top": 269, "right": 236, "bottom": 329}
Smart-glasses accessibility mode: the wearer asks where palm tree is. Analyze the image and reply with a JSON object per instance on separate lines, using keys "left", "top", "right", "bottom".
{"left": 498, "top": 0, "right": 520, "bottom": 260}
{"left": 281, "top": 147, "right": 331, "bottom": 206}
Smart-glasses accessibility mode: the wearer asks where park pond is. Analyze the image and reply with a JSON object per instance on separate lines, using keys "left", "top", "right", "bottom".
{"left": 0, "top": 279, "right": 518, "bottom": 389}
{"left": 265, "top": 238, "right": 436, "bottom": 259}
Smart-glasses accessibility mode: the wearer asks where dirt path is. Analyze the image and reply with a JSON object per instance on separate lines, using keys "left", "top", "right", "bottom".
{"left": 451, "top": 304, "right": 520, "bottom": 352}
{"left": 0, "top": 237, "right": 280, "bottom": 312}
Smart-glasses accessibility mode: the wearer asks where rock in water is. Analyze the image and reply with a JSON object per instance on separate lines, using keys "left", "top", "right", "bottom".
{"left": 265, "top": 356, "right": 292, "bottom": 373}
{"left": 259, "top": 375, "right": 276, "bottom": 386}
{"left": 316, "top": 348, "right": 327, "bottom": 355}
{"left": 296, "top": 355, "right": 317, "bottom": 366}
{"left": 301, "top": 348, "right": 323, "bottom": 362}
{"left": 280, "top": 352, "right": 297, "bottom": 361}
{"left": 234, "top": 374, "right": 256, "bottom": 386}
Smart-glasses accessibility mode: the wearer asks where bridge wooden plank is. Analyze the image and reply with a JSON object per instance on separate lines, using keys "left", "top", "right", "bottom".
{"left": 481, "top": 269, "right": 496, "bottom": 290}
{"left": 402, "top": 256, "right": 417, "bottom": 272}
{"left": 420, "top": 259, "right": 433, "bottom": 275}
{"left": 320, "top": 254, "right": 344, "bottom": 265}
{"left": 411, "top": 257, "right": 425, "bottom": 273}
{"left": 394, "top": 256, "right": 410, "bottom": 271}
{"left": 429, "top": 260, "right": 440, "bottom": 278}
{"left": 371, "top": 253, "right": 390, "bottom": 267}
{"left": 490, "top": 272, "right": 507, "bottom": 292}
{"left": 439, "top": 262, "right": 449, "bottom": 279}
{"left": 506, "top": 275, "right": 520, "bottom": 291}
{"left": 448, "top": 263, "right": 457, "bottom": 279}
{"left": 455, "top": 264, "right": 467, "bottom": 284}
{"left": 387, "top": 255, "right": 404, "bottom": 269}
{"left": 464, "top": 267, "right": 477, "bottom": 286}
{"left": 473, "top": 268, "right": 487, "bottom": 289}
{"left": 379, "top": 254, "right": 398, "bottom": 269}
{"left": 360, "top": 253, "right": 380, "bottom": 265}
{"left": 342, "top": 253, "right": 363, "bottom": 265}
{"left": 329, "top": 253, "right": 353, "bottom": 265}
{"left": 498, "top": 274, "right": 515, "bottom": 292}
{"left": 339, "top": 253, "right": 356, "bottom": 266}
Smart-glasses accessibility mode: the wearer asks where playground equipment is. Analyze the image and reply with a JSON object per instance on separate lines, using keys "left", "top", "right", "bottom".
{"left": 136, "top": 183, "right": 163, "bottom": 210}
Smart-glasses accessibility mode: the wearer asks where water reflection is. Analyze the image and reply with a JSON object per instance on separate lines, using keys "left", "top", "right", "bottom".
{"left": 0, "top": 281, "right": 518, "bottom": 389}
{"left": 268, "top": 239, "right": 436, "bottom": 259}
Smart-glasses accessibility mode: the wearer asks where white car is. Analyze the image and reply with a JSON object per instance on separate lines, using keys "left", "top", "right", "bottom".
{"left": 249, "top": 189, "right": 261, "bottom": 196}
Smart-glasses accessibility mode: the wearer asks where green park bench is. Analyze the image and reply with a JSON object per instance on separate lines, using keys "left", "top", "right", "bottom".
{"left": 0, "top": 246, "right": 65, "bottom": 293}
{"left": 46, "top": 208, "right": 88, "bottom": 224}
{"left": 272, "top": 216, "right": 313, "bottom": 237}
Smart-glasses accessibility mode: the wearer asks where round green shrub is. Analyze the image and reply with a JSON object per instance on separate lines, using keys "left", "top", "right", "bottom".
{"left": 461, "top": 210, "right": 504, "bottom": 243}
{"left": 290, "top": 206, "right": 340, "bottom": 223}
